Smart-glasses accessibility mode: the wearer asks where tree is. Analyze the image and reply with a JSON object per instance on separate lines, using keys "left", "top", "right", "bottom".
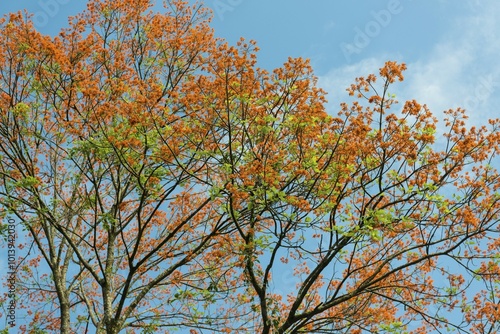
{"left": 0, "top": 1, "right": 239, "bottom": 332}
{"left": 213, "top": 60, "right": 500, "bottom": 333}
{"left": 0, "top": 0, "right": 499, "bottom": 333}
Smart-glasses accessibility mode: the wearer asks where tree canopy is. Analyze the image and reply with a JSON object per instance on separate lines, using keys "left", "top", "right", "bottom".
{"left": 0, "top": 0, "right": 500, "bottom": 333}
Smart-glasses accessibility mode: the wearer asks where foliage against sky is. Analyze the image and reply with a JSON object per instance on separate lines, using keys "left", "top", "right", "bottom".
{"left": 0, "top": 0, "right": 499, "bottom": 333}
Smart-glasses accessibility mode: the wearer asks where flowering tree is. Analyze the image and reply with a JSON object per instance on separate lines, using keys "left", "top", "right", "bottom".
{"left": 0, "top": 0, "right": 499, "bottom": 333}
{"left": 0, "top": 1, "right": 238, "bottom": 332}
{"left": 212, "top": 59, "right": 500, "bottom": 333}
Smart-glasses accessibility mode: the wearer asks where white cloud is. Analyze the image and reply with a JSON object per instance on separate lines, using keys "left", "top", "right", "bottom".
{"left": 319, "top": 1, "right": 500, "bottom": 127}
{"left": 318, "top": 57, "right": 387, "bottom": 109}
{"left": 402, "top": 2, "right": 500, "bottom": 124}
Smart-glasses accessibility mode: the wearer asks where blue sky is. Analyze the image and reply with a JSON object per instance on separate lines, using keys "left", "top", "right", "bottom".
{"left": 212, "top": 0, "right": 500, "bottom": 128}
{"left": 1, "top": 0, "right": 499, "bottom": 124}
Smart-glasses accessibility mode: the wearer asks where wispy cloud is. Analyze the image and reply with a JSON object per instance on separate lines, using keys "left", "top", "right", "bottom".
{"left": 319, "top": 1, "right": 500, "bottom": 125}
{"left": 402, "top": 1, "right": 500, "bottom": 123}
{"left": 318, "top": 57, "right": 386, "bottom": 110}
